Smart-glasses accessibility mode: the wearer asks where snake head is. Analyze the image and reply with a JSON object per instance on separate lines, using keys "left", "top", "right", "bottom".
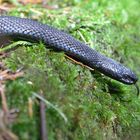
{"left": 120, "top": 69, "right": 138, "bottom": 84}
{"left": 95, "top": 56, "right": 138, "bottom": 85}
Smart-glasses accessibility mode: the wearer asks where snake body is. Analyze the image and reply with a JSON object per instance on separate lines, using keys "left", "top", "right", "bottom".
{"left": 0, "top": 16, "right": 138, "bottom": 85}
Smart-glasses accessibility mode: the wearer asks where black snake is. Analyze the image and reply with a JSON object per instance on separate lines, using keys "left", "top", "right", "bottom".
{"left": 0, "top": 16, "right": 138, "bottom": 90}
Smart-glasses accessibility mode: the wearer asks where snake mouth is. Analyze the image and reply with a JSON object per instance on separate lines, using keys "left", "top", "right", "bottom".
{"left": 121, "top": 73, "right": 138, "bottom": 85}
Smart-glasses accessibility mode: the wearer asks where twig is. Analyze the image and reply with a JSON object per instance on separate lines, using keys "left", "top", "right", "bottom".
{"left": 0, "top": 84, "right": 9, "bottom": 114}
{"left": 39, "top": 93, "right": 48, "bottom": 140}
{"left": 0, "top": 60, "right": 23, "bottom": 140}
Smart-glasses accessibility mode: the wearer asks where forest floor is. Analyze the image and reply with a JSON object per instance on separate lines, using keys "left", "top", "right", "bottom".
{"left": 0, "top": 0, "right": 140, "bottom": 140}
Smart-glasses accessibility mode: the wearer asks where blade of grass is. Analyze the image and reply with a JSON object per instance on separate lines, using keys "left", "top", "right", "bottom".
{"left": 33, "top": 92, "right": 68, "bottom": 123}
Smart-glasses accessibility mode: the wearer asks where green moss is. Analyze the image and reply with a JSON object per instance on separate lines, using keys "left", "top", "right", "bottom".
{"left": 2, "top": 0, "right": 140, "bottom": 139}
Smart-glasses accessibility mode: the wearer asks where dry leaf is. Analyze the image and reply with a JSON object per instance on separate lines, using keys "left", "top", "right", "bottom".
{"left": 18, "top": 0, "right": 42, "bottom": 4}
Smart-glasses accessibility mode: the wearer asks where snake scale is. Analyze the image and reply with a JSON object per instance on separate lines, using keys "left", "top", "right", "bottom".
{"left": 0, "top": 16, "right": 138, "bottom": 86}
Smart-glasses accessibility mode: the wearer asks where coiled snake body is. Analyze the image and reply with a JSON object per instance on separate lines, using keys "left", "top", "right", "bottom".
{"left": 0, "top": 16, "right": 138, "bottom": 85}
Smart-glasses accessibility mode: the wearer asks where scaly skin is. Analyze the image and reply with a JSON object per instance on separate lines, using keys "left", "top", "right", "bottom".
{"left": 0, "top": 16, "right": 138, "bottom": 84}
